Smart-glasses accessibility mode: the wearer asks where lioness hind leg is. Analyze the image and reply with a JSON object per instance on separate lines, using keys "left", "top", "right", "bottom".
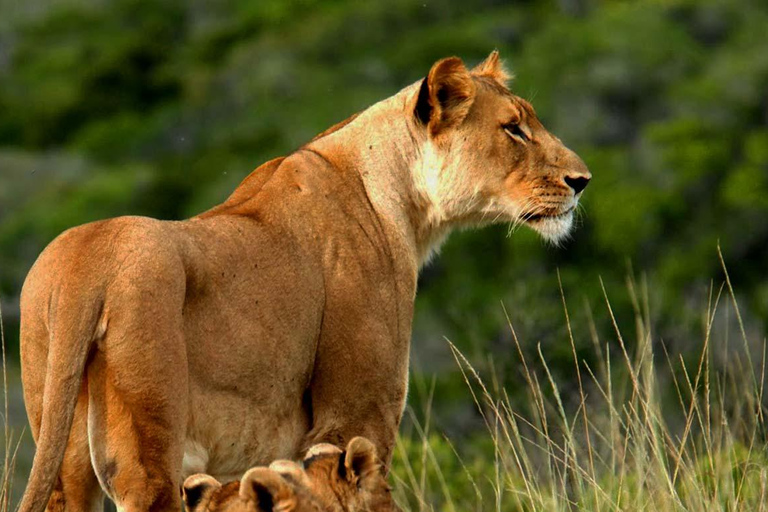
{"left": 86, "top": 328, "right": 188, "bottom": 512}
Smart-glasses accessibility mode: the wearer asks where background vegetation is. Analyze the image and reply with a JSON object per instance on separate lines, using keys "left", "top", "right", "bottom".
{"left": 1, "top": 0, "right": 767, "bottom": 509}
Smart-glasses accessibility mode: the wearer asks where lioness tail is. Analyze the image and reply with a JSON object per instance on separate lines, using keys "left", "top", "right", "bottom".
{"left": 18, "top": 295, "right": 102, "bottom": 512}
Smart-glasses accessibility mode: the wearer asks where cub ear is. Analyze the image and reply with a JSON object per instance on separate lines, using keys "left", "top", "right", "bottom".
{"left": 415, "top": 56, "right": 476, "bottom": 134}
{"left": 269, "top": 459, "right": 311, "bottom": 488}
{"left": 471, "top": 50, "right": 512, "bottom": 85}
{"left": 183, "top": 474, "right": 222, "bottom": 512}
{"left": 240, "top": 467, "right": 296, "bottom": 512}
{"left": 304, "top": 443, "right": 343, "bottom": 460}
{"left": 341, "top": 437, "right": 381, "bottom": 491}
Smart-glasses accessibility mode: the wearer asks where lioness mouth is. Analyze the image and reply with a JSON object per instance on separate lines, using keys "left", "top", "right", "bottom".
{"left": 523, "top": 207, "right": 574, "bottom": 223}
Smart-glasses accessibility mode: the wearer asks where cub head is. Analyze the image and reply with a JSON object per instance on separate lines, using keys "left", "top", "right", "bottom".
{"left": 181, "top": 438, "right": 399, "bottom": 512}
{"left": 182, "top": 468, "right": 324, "bottom": 512}
{"left": 411, "top": 50, "right": 591, "bottom": 246}
{"left": 278, "top": 437, "right": 400, "bottom": 512}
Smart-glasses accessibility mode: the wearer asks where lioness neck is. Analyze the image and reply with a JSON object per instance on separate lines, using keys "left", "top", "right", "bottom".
{"left": 306, "top": 82, "right": 449, "bottom": 267}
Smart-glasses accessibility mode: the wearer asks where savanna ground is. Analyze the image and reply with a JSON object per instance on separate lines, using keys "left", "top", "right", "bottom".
{"left": 1, "top": 253, "right": 767, "bottom": 511}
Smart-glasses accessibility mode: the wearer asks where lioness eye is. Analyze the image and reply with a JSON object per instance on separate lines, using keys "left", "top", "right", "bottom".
{"left": 503, "top": 123, "right": 529, "bottom": 143}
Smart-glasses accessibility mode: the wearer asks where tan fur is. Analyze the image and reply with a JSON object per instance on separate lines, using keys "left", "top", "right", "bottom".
{"left": 19, "top": 52, "right": 590, "bottom": 512}
{"left": 470, "top": 49, "right": 513, "bottom": 85}
{"left": 182, "top": 438, "right": 399, "bottom": 512}
{"left": 296, "top": 437, "right": 399, "bottom": 512}
{"left": 182, "top": 468, "right": 323, "bottom": 512}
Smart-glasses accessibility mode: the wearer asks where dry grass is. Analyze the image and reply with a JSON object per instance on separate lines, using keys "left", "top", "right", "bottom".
{"left": 0, "top": 303, "right": 23, "bottom": 512}
{"left": 391, "top": 257, "right": 768, "bottom": 511}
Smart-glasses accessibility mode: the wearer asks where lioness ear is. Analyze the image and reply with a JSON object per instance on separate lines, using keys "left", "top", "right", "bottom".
{"left": 471, "top": 50, "right": 512, "bottom": 85}
{"left": 415, "top": 57, "right": 476, "bottom": 134}
{"left": 240, "top": 467, "right": 296, "bottom": 512}
{"left": 341, "top": 437, "right": 381, "bottom": 491}
{"left": 183, "top": 474, "right": 222, "bottom": 512}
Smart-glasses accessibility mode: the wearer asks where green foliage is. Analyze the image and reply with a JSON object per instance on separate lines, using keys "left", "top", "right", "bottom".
{"left": 1, "top": 0, "right": 185, "bottom": 147}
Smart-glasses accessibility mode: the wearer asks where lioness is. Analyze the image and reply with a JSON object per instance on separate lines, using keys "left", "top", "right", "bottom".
{"left": 19, "top": 51, "right": 590, "bottom": 512}
{"left": 182, "top": 437, "right": 399, "bottom": 512}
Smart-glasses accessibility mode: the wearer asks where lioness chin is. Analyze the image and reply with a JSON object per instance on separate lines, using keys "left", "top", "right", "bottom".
{"left": 19, "top": 51, "right": 590, "bottom": 512}
{"left": 182, "top": 437, "right": 399, "bottom": 512}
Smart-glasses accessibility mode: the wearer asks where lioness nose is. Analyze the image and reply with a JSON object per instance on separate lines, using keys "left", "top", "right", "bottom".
{"left": 564, "top": 175, "right": 590, "bottom": 194}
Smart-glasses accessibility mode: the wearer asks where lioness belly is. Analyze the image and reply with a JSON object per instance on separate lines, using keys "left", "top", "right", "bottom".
{"left": 180, "top": 272, "right": 321, "bottom": 479}
{"left": 182, "top": 384, "right": 310, "bottom": 480}
{"left": 176, "top": 214, "right": 324, "bottom": 479}
{"left": 181, "top": 311, "right": 318, "bottom": 480}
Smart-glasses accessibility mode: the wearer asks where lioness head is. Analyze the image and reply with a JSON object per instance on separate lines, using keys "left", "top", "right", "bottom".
{"left": 411, "top": 50, "right": 591, "bottom": 246}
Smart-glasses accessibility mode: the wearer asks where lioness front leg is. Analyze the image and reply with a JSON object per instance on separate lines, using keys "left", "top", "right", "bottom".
{"left": 302, "top": 296, "right": 410, "bottom": 466}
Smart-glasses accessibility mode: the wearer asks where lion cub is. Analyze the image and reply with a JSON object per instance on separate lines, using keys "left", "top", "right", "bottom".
{"left": 182, "top": 437, "right": 400, "bottom": 512}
